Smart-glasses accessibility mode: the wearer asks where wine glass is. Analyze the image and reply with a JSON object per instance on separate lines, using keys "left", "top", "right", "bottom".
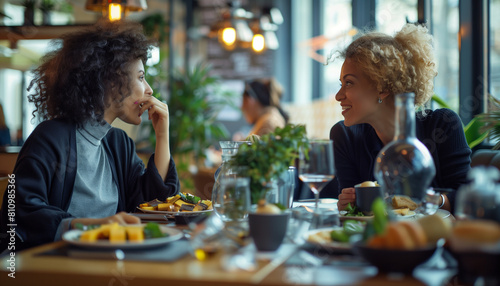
{"left": 298, "top": 140, "right": 336, "bottom": 211}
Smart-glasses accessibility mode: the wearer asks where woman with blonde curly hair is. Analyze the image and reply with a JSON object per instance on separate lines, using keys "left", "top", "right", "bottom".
{"left": 332, "top": 24, "right": 471, "bottom": 213}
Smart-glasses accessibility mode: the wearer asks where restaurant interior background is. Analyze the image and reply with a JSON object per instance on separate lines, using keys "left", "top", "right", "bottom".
{"left": 0, "top": 0, "right": 499, "bottom": 179}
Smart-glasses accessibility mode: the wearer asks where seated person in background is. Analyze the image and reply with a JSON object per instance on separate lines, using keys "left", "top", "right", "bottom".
{"left": 0, "top": 20, "right": 180, "bottom": 252}
{"left": 0, "top": 103, "right": 11, "bottom": 146}
{"left": 331, "top": 24, "right": 471, "bottom": 213}
{"left": 240, "top": 78, "right": 289, "bottom": 137}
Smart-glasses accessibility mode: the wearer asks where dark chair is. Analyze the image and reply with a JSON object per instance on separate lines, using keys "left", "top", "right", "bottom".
{"left": 470, "top": 149, "right": 500, "bottom": 171}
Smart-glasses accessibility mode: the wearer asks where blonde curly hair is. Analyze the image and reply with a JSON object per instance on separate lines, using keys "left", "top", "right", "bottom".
{"left": 340, "top": 24, "right": 437, "bottom": 107}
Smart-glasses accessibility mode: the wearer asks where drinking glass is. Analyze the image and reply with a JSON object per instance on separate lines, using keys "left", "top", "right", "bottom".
{"left": 416, "top": 188, "right": 441, "bottom": 215}
{"left": 213, "top": 176, "right": 251, "bottom": 222}
{"left": 298, "top": 140, "right": 336, "bottom": 211}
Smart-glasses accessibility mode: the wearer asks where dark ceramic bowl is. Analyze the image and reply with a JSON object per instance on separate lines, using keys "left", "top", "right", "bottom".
{"left": 448, "top": 248, "right": 500, "bottom": 284}
{"left": 354, "top": 186, "right": 383, "bottom": 215}
{"left": 353, "top": 242, "right": 436, "bottom": 274}
{"left": 249, "top": 212, "right": 290, "bottom": 251}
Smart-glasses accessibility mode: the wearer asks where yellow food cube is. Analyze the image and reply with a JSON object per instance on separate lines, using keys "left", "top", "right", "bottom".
{"left": 99, "top": 222, "right": 119, "bottom": 238}
{"left": 139, "top": 203, "right": 149, "bottom": 208}
{"left": 167, "top": 195, "right": 181, "bottom": 203}
{"left": 157, "top": 203, "right": 172, "bottom": 211}
{"left": 174, "top": 199, "right": 185, "bottom": 207}
{"left": 109, "top": 226, "right": 126, "bottom": 243}
{"left": 79, "top": 228, "right": 102, "bottom": 242}
{"left": 125, "top": 226, "right": 144, "bottom": 242}
{"left": 141, "top": 206, "right": 156, "bottom": 211}
{"left": 200, "top": 200, "right": 212, "bottom": 209}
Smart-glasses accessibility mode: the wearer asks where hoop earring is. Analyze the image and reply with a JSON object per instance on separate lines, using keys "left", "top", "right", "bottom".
{"left": 378, "top": 98, "right": 383, "bottom": 104}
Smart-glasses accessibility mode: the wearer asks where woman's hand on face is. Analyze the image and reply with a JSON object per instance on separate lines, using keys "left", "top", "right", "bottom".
{"left": 137, "top": 96, "right": 170, "bottom": 139}
{"left": 337, "top": 187, "right": 356, "bottom": 211}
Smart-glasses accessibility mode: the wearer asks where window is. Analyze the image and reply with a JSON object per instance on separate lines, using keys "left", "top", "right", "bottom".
{"left": 322, "top": 0, "right": 353, "bottom": 99}
{"left": 375, "top": 0, "right": 418, "bottom": 35}
{"left": 491, "top": 0, "right": 500, "bottom": 104}
{"left": 432, "top": 0, "right": 459, "bottom": 112}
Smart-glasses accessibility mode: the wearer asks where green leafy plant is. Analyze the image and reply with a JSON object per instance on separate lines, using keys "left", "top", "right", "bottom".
{"left": 168, "top": 63, "right": 236, "bottom": 164}
{"left": 229, "top": 124, "right": 308, "bottom": 203}
{"left": 431, "top": 94, "right": 493, "bottom": 149}
{"left": 475, "top": 96, "right": 500, "bottom": 150}
{"left": 39, "top": 0, "right": 56, "bottom": 11}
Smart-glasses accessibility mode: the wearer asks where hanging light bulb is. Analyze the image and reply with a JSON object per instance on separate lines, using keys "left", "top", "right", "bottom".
{"left": 85, "top": 0, "right": 147, "bottom": 21}
{"left": 108, "top": 3, "right": 122, "bottom": 21}
{"left": 252, "top": 33, "right": 265, "bottom": 52}
{"left": 219, "top": 26, "right": 236, "bottom": 48}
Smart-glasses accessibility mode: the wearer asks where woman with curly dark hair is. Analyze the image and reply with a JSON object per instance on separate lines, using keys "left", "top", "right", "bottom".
{"left": 0, "top": 20, "right": 179, "bottom": 252}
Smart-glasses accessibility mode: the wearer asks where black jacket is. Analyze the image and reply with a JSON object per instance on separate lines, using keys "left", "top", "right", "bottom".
{"left": 0, "top": 119, "right": 179, "bottom": 251}
{"left": 328, "top": 108, "right": 471, "bottom": 211}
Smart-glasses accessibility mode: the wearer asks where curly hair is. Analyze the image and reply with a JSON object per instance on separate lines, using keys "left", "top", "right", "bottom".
{"left": 338, "top": 24, "right": 437, "bottom": 107}
{"left": 28, "top": 20, "right": 155, "bottom": 125}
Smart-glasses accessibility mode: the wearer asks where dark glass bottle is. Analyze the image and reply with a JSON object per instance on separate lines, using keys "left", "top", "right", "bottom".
{"left": 374, "top": 92, "right": 436, "bottom": 204}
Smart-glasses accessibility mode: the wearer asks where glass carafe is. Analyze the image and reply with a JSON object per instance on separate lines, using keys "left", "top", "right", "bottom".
{"left": 212, "top": 141, "right": 250, "bottom": 220}
{"left": 374, "top": 92, "right": 436, "bottom": 205}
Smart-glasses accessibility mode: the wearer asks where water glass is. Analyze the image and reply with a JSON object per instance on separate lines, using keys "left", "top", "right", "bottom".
{"left": 281, "top": 166, "right": 296, "bottom": 208}
{"left": 287, "top": 207, "right": 314, "bottom": 244}
{"left": 417, "top": 188, "right": 441, "bottom": 215}
{"left": 310, "top": 209, "right": 340, "bottom": 230}
{"left": 214, "top": 176, "right": 251, "bottom": 222}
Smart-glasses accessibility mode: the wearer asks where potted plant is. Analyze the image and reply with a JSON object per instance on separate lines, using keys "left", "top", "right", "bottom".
{"left": 431, "top": 94, "right": 494, "bottom": 149}
{"left": 39, "top": 0, "right": 56, "bottom": 25}
{"left": 229, "top": 124, "right": 308, "bottom": 206}
{"left": 227, "top": 124, "right": 308, "bottom": 251}
{"left": 22, "top": 0, "right": 36, "bottom": 25}
{"left": 153, "top": 63, "right": 236, "bottom": 191}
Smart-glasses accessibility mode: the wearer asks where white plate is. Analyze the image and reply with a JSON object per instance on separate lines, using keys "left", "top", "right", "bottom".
{"left": 339, "top": 211, "right": 374, "bottom": 222}
{"left": 304, "top": 227, "right": 352, "bottom": 252}
{"left": 63, "top": 225, "right": 183, "bottom": 249}
{"left": 137, "top": 207, "right": 213, "bottom": 217}
{"left": 435, "top": 209, "right": 451, "bottom": 219}
{"left": 392, "top": 210, "right": 416, "bottom": 219}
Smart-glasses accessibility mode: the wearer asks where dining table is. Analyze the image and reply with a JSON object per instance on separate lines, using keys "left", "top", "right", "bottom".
{"left": 0, "top": 200, "right": 459, "bottom": 286}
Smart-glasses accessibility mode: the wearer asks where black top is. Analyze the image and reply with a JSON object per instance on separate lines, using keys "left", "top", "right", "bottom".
{"left": 323, "top": 108, "right": 471, "bottom": 211}
{"left": 0, "top": 119, "right": 179, "bottom": 251}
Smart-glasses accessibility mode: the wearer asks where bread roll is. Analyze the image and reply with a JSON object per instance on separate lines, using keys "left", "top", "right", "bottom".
{"left": 392, "top": 195, "right": 418, "bottom": 210}
{"left": 416, "top": 214, "right": 451, "bottom": 244}
{"left": 399, "top": 221, "right": 427, "bottom": 247}
{"left": 386, "top": 223, "right": 415, "bottom": 249}
{"left": 452, "top": 220, "right": 500, "bottom": 244}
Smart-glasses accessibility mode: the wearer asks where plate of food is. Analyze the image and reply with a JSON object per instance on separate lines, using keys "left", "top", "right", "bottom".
{"left": 339, "top": 204, "right": 373, "bottom": 221}
{"left": 304, "top": 227, "right": 352, "bottom": 252}
{"left": 391, "top": 208, "right": 416, "bottom": 219}
{"left": 304, "top": 220, "right": 366, "bottom": 252}
{"left": 63, "top": 222, "right": 183, "bottom": 249}
{"left": 137, "top": 192, "right": 213, "bottom": 217}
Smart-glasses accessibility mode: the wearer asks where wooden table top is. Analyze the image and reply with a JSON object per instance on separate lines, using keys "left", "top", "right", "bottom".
{"left": 0, "top": 210, "right": 460, "bottom": 285}
{"left": 0, "top": 233, "right": 457, "bottom": 285}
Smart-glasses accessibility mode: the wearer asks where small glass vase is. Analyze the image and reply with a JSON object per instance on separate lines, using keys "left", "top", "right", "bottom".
{"left": 374, "top": 92, "right": 436, "bottom": 205}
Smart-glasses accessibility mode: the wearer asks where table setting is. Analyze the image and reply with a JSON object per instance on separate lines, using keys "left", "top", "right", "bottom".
{"left": 2, "top": 126, "right": 500, "bottom": 286}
